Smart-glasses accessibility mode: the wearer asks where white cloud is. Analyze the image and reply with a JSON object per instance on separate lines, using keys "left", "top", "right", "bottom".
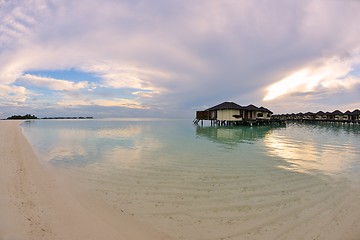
{"left": 321, "top": 76, "right": 360, "bottom": 90}
{"left": 132, "top": 91, "right": 155, "bottom": 98}
{"left": 263, "top": 54, "right": 360, "bottom": 101}
{"left": 57, "top": 97, "right": 147, "bottom": 109}
{"left": 79, "top": 63, "right": 170, "bottom": 94}
{"left": 17, "top": 74, "right": 91, "bottom": 91}
{"left": 0, "top": 0, "right": 49, "bottom": 47}
{"left": 0, "top": 84, "right": 28, "bottom": 105}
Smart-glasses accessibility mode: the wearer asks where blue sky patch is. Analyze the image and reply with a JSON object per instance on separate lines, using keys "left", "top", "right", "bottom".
{"left": 24, "top": 68, "right": 102, "bottom": 83}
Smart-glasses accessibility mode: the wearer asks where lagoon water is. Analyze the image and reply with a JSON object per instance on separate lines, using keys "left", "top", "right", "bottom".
{"left": 22, "top": 119, "right": 360, "bottom": 240}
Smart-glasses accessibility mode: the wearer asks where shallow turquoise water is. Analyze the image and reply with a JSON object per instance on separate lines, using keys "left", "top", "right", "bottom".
{"left": 21, "top": 119, "right": 360, "bottom": 239}
{"left": 22, "top": 119, "right": 360, "bottom": 179}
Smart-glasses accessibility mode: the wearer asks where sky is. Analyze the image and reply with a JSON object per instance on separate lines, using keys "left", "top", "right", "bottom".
{"left": 1, "top": 0, "right": 360, "bottom": 118}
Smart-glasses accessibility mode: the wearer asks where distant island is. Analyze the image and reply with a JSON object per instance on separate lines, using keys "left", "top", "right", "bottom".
{"left": 41, "top": 117, "right": 93, "bottom": 119}
{"left": 5, "top": 114, "right": 93, "bottom": 120}
{"left": 7, "top": 114, "right": 38, "bottom": 120}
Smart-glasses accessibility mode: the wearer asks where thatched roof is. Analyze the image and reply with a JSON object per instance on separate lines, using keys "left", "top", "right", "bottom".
{"left": 259, "top": 106, "right": 273, "bottom": 114}
{"left": 205, "top": 102, "right": 243, "bottom": 111}
{"left": 244, "top": 104, "right": 260, "bottom": 111}
{"left": 204, "top": 102, "right": 273, "bottom": 113}
{"left": 304, "top": 112, "right": 315, "bottom": 115}
{"left": 351, "top": 109, "right": 360, "bottom": 115}
{"left": 332, "top": 110, "right": 343, "bottom": 115}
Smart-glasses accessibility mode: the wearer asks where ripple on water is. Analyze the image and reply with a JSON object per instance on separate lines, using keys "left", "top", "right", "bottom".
{"left": 22, "top": 120, "right": 360, "bottom": 240}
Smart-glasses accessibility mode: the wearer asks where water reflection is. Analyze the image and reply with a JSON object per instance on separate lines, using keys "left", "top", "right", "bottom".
{"left": 22, "top": 120, "right": 156, "bottom": 167}
{"left": 22, "top": 120, "right": 360, "bottom": 179}
{"left": 299, "top": 122, "right": 360, "bottom": 135}
{"left": 196, "top": 125, "right": 279, "bottom": 146}
{"left": 264, "top": 123, "right": 360, "bottom": 176}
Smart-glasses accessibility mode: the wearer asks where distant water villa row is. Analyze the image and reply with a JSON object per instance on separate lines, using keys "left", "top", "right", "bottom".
{"left": 194, "top": 102, "right": 284, "bottom": 126}
{"left": 273, "top": 110, "right": 360, "bottom": 124}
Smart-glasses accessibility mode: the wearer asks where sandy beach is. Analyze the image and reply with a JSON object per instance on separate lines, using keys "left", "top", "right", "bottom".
{"left": 0, "top": 121, "right": 172, "bottom": 240}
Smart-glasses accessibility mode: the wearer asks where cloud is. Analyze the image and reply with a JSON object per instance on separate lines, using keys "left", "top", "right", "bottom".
{"left": 0, "top": 0, "right": 50, "bottom": 49}
{"left": 1, "top": 0, "right": 360, "bottom": 117}
{"left": 0, "top": 84, "right": 28, "bottom": 105}
{"left": 79, "top": 62, "right": 170, "bottom": 94}
{"left": 17, "top": 74, "right": 92, "bottom": 91}
{"left": 263, "top": 54, "right": 360, "bottom": 101}
{"left": 57, "top": 97, "right": 148, "bottom": 109}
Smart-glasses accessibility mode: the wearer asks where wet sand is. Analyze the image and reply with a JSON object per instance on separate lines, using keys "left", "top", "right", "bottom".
{"left": 71, "top": 157, "right": 360, "bottom": 240}
{"left": 0, "top": 121, "right": 172, "bottom": 240}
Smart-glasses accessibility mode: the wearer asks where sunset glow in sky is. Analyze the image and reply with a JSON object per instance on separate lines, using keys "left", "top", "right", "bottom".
{"left": 1, "top": 0, "right": 360, "bottom": 118}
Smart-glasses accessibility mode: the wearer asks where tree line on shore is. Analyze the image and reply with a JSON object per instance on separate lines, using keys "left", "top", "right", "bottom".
{"left": 5, "top": 114, "right": 93, "bottom": 120}
{"left": 6, "top": 114, "right": 38, "bottom": 120}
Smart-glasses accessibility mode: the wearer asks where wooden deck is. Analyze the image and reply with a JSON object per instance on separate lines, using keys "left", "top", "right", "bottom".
{"left": 193, "top": 118, "right": 286, "bottom": 127}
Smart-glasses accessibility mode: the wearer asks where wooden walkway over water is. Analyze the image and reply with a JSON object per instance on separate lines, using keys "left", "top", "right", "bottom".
{"left": 194, "top": 118, "right": 360, "bottom": 127}
{"left": 285, "top": 119, "right": 360, "bottom": 125}
{"left": 193, "top": 118, "right": 286, "bottom": 127}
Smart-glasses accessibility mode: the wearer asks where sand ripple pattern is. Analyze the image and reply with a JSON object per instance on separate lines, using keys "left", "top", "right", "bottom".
{"left": 72, "top": 151, "right": 360, "bottom": 240}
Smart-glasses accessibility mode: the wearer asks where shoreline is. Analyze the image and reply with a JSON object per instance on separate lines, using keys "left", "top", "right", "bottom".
{"left": 0, "top": 121, "right": 172, "bottom": 240}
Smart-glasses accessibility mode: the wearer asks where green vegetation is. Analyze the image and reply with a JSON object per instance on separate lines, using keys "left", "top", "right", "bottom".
{"left": 7, "top": 114, "right": 38, "bottom": 120}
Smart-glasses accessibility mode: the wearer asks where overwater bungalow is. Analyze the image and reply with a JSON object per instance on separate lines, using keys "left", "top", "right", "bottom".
{"left": 343, "top": 111, "right": 352, "bottom": 121}
{"left": 331, "top": 110, "right": 343, "bottom": 121}
{"left": 243, "top": 104, "right": 273, "bottom": 120}
{"left": 258, "top": 107, "right": 273, "bottom": 120}
{"left": 272, "top": 108, "right": 360, "bottom": 125}
{"left": 315, "top": 111, "right": 327, "bottom": 120}
{"left": 351, "top": 109, "right": 360, "bottom": 121}
{"left": 194, "top": 101, "right": 279, "bottom": 126}
{"left": 295, "top": 113, "right": 303, "bottom": 120}
{"left": 304, "top": 112, "right": 315, "bottom": 120}
{"left": 195, "top": 102, "right": 243, "bottom": 122}
{"left": 325, "top": 112, "right": 332, "bottom": 120}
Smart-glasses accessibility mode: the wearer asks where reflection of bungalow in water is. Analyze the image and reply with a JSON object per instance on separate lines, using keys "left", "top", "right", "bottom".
{"left": 196, "top": 125, "right": 276, "bottom": 145}
{"left": 194, "top": 102, "right": 279, "bottom": 126}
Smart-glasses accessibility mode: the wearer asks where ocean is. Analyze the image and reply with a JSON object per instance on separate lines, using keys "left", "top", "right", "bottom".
{"left": 21, "top": 119, "right": 360, "bottom": 239}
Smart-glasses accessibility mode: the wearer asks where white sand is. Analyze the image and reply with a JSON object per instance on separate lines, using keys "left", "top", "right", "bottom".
{"left": 0, "top": 121, "right": 173, "bottom": 240}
